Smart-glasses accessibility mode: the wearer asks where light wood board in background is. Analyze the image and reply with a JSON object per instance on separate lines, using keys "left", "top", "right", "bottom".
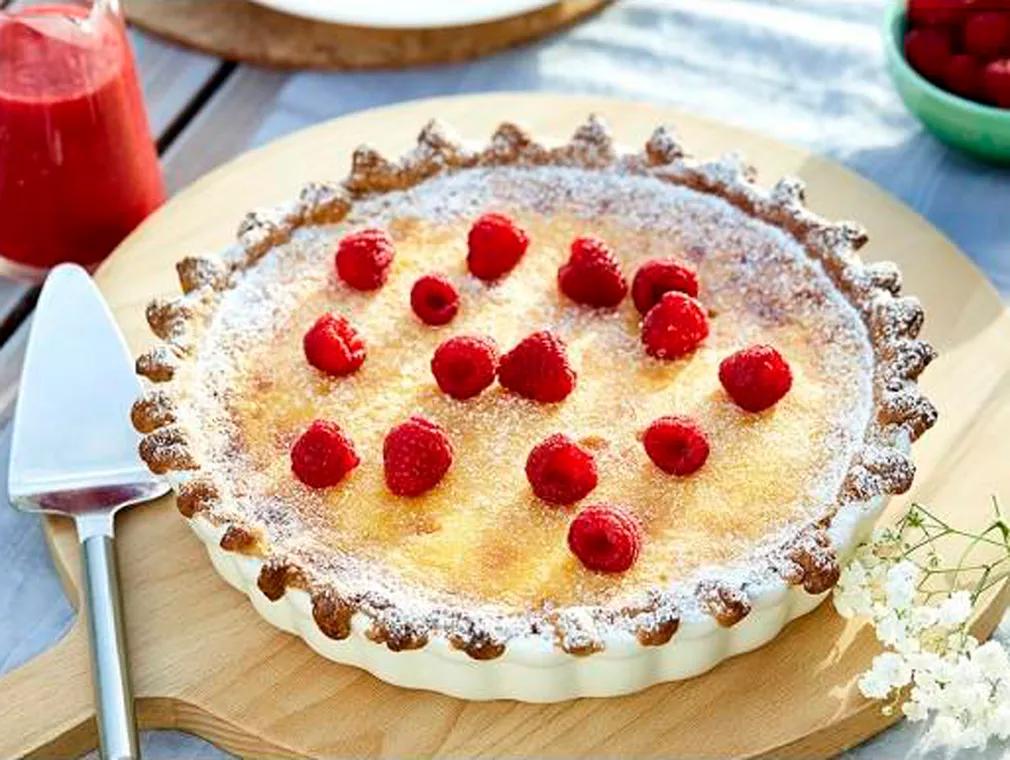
{"left": 125, "top": 0, "right": 610, "bottom": 69}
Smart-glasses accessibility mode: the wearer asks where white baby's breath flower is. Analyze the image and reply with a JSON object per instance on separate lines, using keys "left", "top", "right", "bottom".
{"left": 902, "top": 697, "right": 928, "bottom": 721}
{"left": 833, "top": 576, "right": 872, "bottom": 619}
{"left": 833, "top": 559, "right": 871, "bottom": 616}
{"left": 906, "top": 650, "right": 943, "bottom": 676}
{"left": 960, "top": 725, "right": 989, "bottom": 750}
{"left": 875, "top": 611, "right": 910, "bottom": 649}
{"left": 859, "top": 651, "right": 912, "bottom": 700}
{"left": 937, "top": 591, "right": 972, "bottom": 627}
{"left": 972, "top": 640, "right": 1010, "bottom": 675}
{"left": 930, "top": 715, "right": 967, "bottom": 749}
{"left": 992, "top": 705, "right": 1010, "bottom": 739}
{"left": 908, "top": 604, "right": 940, "bottom": 632}
{"left": 834, "top": 501, "right": 1010, "bottom": 752}
{"left": 840, "top": 558, "right": 867, "bottom": 587}
{"left": 884, "top": 560, "right": 919, "bottom": 611}
{"left": 858, "top": 670, "right": 894, "bottom": 700}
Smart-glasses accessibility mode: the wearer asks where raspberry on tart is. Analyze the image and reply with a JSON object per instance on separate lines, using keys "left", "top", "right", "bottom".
{"left": 291, "top": 420, "right": 359, "bottom": 488}
{"left": 643, "top": 416, "right": 710, "bottom": 476}
{"left": 557, "top": 236, "right": 628, "bottom": 308}
{"left": 303, "top": 313, "right": 366, "bottom": 377}
{"left": 498, "top": 330, "right": 576, "bottom": 403}
{"left": 431, "top": 335, "right": 499, "bottom": 400}
{"left": 467, "top": 212, "right": 529, "bottom": 281}
{"left": 719, "top": 345, "right": 793, "bottom": 412}
{"left": 335, "top": 228, "right": 394, "bottom": 291}
{"left": 631, "top": 258, "right": 699, "bottom": 315}
{"left": 411, "top": 274, "right": 459, "bottom": 326}
{"left": 641, "top": 291, "right": 709, "bottom": 360}
{"left": 383, "top": 416, "right": 453, "bottom": 496}
{"left": 568, "top": 505, "right": 642, "bottom": 573}
{"left": 525, "top": 433, "right": 598, "bottom": 505}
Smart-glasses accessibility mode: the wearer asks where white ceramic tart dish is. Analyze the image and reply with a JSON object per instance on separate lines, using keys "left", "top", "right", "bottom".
{"left": 131, "top": 117, "right": 937, "bottom": 702}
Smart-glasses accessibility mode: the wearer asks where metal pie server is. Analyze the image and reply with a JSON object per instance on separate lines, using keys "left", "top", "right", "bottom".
{"left": 8, "top": 264, "right": 169, "bottom": 760}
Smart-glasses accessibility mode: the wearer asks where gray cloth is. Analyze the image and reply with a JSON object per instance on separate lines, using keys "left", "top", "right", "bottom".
{"left": 3, "top": 0, "right": 1009, "bottom": 757}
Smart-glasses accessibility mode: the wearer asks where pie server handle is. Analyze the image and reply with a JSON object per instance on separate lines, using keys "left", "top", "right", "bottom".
{"left": 81, "top": 531, "right": 140, "bottom": 760}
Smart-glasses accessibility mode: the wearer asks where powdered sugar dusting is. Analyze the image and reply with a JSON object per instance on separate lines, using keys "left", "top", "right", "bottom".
{"left": 174, "top": 163, "right": 876, "bottom": 643}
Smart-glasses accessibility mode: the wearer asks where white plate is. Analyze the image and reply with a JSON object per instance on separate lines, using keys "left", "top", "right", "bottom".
{"left": 246, "top": 0, "right": 557, "bottom": 29}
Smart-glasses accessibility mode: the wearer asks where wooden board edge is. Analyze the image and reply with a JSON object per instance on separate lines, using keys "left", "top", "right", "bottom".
{"left": 138, "top": 696, "right": 311, "bottom": 759}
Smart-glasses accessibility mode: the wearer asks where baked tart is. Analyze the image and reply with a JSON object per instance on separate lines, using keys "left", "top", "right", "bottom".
{"left": 132, "top": 117, "right": 937, "bottom": 701}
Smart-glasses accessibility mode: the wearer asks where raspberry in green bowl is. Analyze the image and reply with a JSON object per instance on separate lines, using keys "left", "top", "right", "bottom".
{"left": 884, "top": 1, "right": 1010, "bottom": 163}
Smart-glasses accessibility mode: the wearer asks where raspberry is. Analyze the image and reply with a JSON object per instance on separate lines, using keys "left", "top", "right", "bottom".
{"left": 303, "top": 313, "right": 366, "bottom": 377}
{"left": 498, "top": 331, "right": 576, "bottom": 403}
{"left": 335, "top": 228, "right": 394, "bottom": 290}
{"left": 908, "top": 0, "right": 969, "bottom": 27}
{"left": 963, "top": 12, "right": 1010, "bottom": 58}
{"left": 643, "top": 416, "right": 710, "bottom": 476}
{"left": 567, "top": 505, "right": 642, "bottom": 573}
{"left": 525, "top": 434, "right": 598, "bottom": 505}
{"left": 904, "top": 28, "right": 952, "bottom": 82}
{"left": 411, "top": 274, "right": 459, "bottom": 326}
{"left": 557, "top": 236, "right": 628, "bottom": 308}
{"left": 383, "top": 416, "right": 453, "bottom": 496}
{"left": 291, "top": 420, "right": 359, "bottom": 488}
{"left": 945, "top": 54, "right": 984, "bottom": 99}
{"left": 467, "top": 213, "right": 529, "bottom": 281}
{"left": 719, "top": 345, "right": 793, "bottom": 413}
{"left": 431, "top": 335, "right": 499, "bottom": 400}
{"left": 983, "top": 58, "right": 1010, "bottom": 106}
{"left": 631, "top": 258, "right": 699, "bottom": 315}
{"left": 641, "top": 292, "right": 709, "bottom": 360}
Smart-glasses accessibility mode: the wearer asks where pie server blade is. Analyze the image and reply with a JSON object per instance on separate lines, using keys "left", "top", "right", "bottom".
{"left": 8, "top": 263, "right": 168, "bottom": 760}
{"left": 9, "top": 263, "right": 167, "bottom": 516}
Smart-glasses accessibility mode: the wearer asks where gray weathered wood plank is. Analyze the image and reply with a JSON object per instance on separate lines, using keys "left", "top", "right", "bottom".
{"left": 128, "top": 30, "right": 222, "bottom": 140}
{"left": 160, "top": 68, "right": 289, "bottom": 193}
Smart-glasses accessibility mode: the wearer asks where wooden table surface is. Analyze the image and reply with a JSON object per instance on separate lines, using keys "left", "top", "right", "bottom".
{"left": 1, "top": 1, "right": 1008, "bottom": 758}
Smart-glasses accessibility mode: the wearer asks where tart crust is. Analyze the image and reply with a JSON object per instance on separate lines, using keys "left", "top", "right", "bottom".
{"left": 133, "top": 117, "right": 936, "bottom": 679}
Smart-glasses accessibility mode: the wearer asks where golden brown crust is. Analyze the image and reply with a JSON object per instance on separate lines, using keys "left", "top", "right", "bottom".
{"left": 785, "top": 528, "right": 842, "bottom": 595}
{"left": 312, "top": 592, "right": 354, "bottom": 641}
{"left": 450, "top": 634, "right": 508, "bottom": 661}
{"left": 175, "top": 478, "right": 220, "bottom": 519}
{"left": 146, "top": 298, "right": 193, "bottom": 342}
{"left": 219, "top": 525, "right": 264, "bottom": 555}
{"left": 698, "top": 581, "right": 753, "bottom": 627}
{"left": 257, "top": 560, "right": 306, "bottom": 602}
{"left": 635, "top": 618, "right": 680, "bottom": 647}
{"left": 136, "top": 347, "right": 178, "bottom": 382}
{"left": 131, "top": 116, "right": 937, "bottom": 658}
{"left": 130, "top": 390, "right": 176, "bottom": 433}
{"left": 176, "top": 257, "right": 227, "bottom": 294}
{"left": 297, "top": 182, "right": 351, "bottom": 225}
{"left": 138, "top": 426, "right": 198, "bottom": 474}
{"left": 366, "top": 624, "right": 429, "bottom": 652}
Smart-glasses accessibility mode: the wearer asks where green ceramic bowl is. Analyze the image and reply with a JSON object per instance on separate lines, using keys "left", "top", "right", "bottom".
{"left": 883, "top": 1, "right": 1010, "bottom": 163}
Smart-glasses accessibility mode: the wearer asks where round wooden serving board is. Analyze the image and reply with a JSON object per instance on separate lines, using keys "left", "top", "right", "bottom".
{"left": 2, "top": 94, "right": 1010, "bottom": 759}
{"left": 124, "top": 0, "right": 610, "bottom": 70}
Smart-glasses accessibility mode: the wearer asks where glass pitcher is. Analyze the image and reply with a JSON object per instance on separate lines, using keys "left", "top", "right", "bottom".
{"left": 0, "top": 0, "right": 165, "bottom": 280}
